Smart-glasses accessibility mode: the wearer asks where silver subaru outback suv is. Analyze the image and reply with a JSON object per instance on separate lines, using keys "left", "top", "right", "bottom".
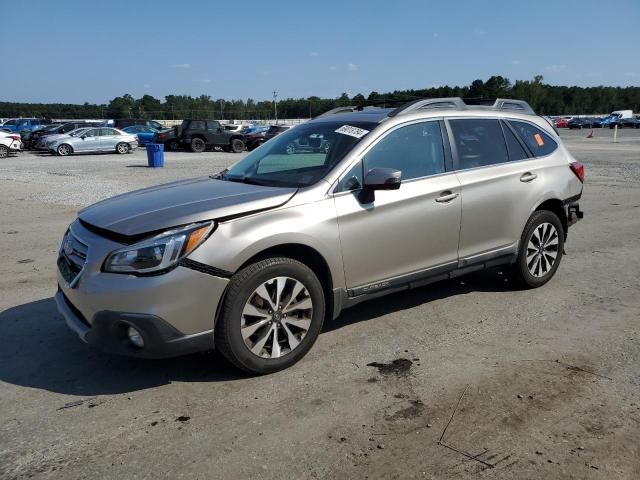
{"left": 56, "top": 98, "right": 584, "bottom": 374}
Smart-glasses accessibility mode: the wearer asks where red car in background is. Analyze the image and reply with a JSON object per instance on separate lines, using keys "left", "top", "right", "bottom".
{"left": 555, "top": 118, "right": 570, "bottom": 128}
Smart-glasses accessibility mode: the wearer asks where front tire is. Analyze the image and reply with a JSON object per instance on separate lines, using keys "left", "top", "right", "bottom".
{"left": 215, "top": 257, "right": 325, "bottom": 374}
{"left": 0, "top": 145, "right": 8, "bottom": 158}
{"left": 116, "top": 142, "right": 129, "bottom": 154}
{"left": 57, "top": 144, "right": 72, "bottom": 156}
{"left": 511, "top": 210, "right": 564, "bottom": 289}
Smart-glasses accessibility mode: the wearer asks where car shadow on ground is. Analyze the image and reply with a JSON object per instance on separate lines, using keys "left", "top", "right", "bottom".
{"left": 0, "top": 269, "right": 514, "bottom": 396}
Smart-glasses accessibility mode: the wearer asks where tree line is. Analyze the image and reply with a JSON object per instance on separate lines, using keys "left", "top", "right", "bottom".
{"left": 1, "top": 76, "right": 639, "bottom": 121}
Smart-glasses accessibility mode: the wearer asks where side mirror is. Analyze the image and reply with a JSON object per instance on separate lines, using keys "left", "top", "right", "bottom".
{"left": 359, "top": 167, "right": 402, "bottom": 203}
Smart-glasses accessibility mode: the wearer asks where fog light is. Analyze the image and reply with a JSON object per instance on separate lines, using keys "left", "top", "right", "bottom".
{"left": 127, "top": 326, "right": 144, "bottom": 348}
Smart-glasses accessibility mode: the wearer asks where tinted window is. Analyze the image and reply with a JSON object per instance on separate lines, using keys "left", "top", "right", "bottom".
{"left": 84, "top": 129, "right": 99, "bottom": 137}
{"left": 502, "top": 122, "right": 529, "bottom": 161}
{"left": 449, "top": 119, "right": 509, "bottom": 169}
{"left": 207, "top": 121, "right": 220, "bottom": 130}
{"left": 189, "top": 121, "right": 205, "bottom": 130}
{"left": 364, "top": 121, "right": 445, "bottom": 181}
{"left": 509, "top": 121, "right": 557, "bottom": 157}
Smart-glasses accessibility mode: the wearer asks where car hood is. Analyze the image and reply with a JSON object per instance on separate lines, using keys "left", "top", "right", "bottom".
{"left": 79, "top": 177, "right": 297, "bottom": 238}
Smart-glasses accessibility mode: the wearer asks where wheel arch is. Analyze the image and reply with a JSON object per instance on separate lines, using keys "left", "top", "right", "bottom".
{"left": 236, "top": 243, "right": 335, "bottom": 321}
{"left": 533, "top": 198, "right": 567, "bottom": 238}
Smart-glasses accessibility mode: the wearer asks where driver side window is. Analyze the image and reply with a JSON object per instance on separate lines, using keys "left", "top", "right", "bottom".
{"left": 364, "top": 121, "right": 445, "bottom": 181}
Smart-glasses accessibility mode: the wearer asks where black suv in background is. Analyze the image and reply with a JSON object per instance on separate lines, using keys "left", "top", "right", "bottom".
{"left": 172, "top": 120, "right": 245, "bottom": 153}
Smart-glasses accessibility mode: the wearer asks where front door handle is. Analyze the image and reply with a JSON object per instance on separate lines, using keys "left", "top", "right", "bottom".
{"left": 520, "top": 172, "right": 538, "bottom": 183}
{"left": 435, "top": 191, "right": 459, "bottom": 203}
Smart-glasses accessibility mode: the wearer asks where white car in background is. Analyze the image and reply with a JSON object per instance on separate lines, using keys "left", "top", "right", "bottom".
{"left": 0, "top": 131, "right": 21, "bottom": 158}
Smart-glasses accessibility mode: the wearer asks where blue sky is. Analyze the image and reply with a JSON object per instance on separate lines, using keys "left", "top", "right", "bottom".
{"left": 1, "top": 0, "right": 638, "bottom": 104}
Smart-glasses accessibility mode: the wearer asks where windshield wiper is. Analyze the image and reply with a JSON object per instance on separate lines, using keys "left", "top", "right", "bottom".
{"left": 222, "top": 173, "right": 271, "bottom": 186}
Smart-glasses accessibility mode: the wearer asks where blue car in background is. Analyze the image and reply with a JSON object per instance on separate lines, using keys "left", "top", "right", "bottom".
{"left": 122, "top": 125, "right": 158, "bottom": 145}
{"left": 0, "top": 118, "right": 48, "bottom": 133}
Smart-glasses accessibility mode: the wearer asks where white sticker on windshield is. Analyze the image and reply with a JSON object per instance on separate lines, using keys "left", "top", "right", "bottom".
{"left": 335, "top": 125, "right": 370, "bottom": 138}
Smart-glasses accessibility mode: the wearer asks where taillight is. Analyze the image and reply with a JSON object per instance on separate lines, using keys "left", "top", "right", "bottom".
{"left": 570, "top": 161, "right": 584, "bottom": 183}
{"left": 9, "top": 134, "right": 20, "bottom": 141}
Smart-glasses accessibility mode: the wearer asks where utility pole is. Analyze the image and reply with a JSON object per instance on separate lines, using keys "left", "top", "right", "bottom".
{"left": 272, "top": 90, "right": 278, "bottom": 124}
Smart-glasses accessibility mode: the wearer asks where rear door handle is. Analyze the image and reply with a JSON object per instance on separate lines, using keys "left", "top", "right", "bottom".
{"left": 435, "top": 191, "right": 459, "bottom": 203}
{"left": 520, "top": 172, "right": 537, "bottom": 183}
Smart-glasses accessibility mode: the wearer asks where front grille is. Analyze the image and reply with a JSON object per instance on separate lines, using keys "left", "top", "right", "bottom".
{"left": 58, "top": 231, "right": 89, "bottom": 287}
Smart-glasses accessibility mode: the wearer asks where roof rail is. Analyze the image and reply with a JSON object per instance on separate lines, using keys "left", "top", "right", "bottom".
{"left": 388, "top": 97, "right": 535, "bottom": 117}
{"left": 314, "top": 106, "right": 359, "bottom": 119}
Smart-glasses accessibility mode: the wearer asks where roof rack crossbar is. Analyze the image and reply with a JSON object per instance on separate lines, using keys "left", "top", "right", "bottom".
{"left": 388, "top": 97, "right": 536, "bottom": 117}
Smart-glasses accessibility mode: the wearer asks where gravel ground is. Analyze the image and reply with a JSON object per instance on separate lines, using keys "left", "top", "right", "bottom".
{"left": 0, "top": 128, "right": 639, "bottom": 479}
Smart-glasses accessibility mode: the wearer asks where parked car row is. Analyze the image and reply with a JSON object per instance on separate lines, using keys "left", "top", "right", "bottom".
{"left": 552, "top": 109, "right": 639, "bottom": 129}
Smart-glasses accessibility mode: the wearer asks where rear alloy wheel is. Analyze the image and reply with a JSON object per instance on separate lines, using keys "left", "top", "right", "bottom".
{"left": 216, "top": 257, "right": 325, "bottom": 374}
{"left": 0, "top": 145, "right": 8, "bottom": 158}
{"left": 511, "top": 210, "right": 564, "bottom": 288}
{"left": 191, "top": 138, "right": 206, "bottom": 153}
{"left": 116, "top": 142, "right": 129, "bottom": 154}
{"left": 57, "top": 144, "right": 72, "bottom": 156}
{"left": 231, "top": 138, "right": 245, "bottom": 153}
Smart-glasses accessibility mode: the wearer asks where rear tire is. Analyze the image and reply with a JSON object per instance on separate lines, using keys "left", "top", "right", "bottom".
{"left": 190, "top": 137, "right": 206, "bottom": 153}
{"left": 511, "top": 210, "right": 564, "bottom": 289}
{"left": 0, "top": 145, "right": 8, "bottom": 158}
{"left": 230, "top": 138, "right": 245, "bottom": 153}
{"left": 215, "top": 257, "right": 325, "bottom": 374}
{"left": 116, "top": 142, "right": 129, "bottom": 154}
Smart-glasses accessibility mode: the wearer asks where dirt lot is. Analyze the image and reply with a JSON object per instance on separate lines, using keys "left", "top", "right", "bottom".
{"left": 1, "top": 128, "right": 639, "bottom": 479}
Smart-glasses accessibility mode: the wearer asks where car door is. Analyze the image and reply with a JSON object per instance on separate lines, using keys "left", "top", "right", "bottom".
{"left": 333, "top": 120, "right": 462, "bottom": 292}
{"left": 207, "top": 120, "right": 225, "bottom": 145}
{"left": 448, "top": 118, "right": 553, "bottom": 262}
{"left": 99, "top": 128, "right": 119, "bottom": 151}
{"left": 75, "top": 128, "right": 100, "bottom": 152}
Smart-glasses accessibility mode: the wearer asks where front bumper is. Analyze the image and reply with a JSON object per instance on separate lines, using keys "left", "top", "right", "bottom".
{"left": 55, "top": 220, "right": 230, "bottom": 358}
{"left": 55, "top": 290, "right": 215, "bottom": 358}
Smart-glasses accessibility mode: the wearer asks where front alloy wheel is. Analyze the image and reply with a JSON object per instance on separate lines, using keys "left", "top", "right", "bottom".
{"left": 57, "top": 144, "right": 71, "bottom": 156}
{"left": 241, "top": 276, "right": 313, "bottom": 358}
{"left": 216, "top": 257, "right": 325, "bottom": 374}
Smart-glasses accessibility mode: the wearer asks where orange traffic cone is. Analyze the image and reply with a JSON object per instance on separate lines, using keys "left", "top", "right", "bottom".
{"left": 586, "top": 128, "right": 594, "bottom": 139}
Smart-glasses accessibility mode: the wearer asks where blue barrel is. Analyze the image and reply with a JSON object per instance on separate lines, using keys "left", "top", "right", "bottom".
{"left": 146, "top": 143, "right": 164, "bottom": 167}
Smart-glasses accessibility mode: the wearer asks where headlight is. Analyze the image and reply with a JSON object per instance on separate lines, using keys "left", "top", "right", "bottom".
{"left": 103, "top": 221, "right": 214, "bottom": 274}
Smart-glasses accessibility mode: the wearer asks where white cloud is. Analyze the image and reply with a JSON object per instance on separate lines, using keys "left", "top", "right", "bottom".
{"left": 545, "top": 64, "right": 569, "bottom": 73}
{"left": 510, "top": 60, "right": 522, "bottom": 65}
{"left": 329, "top": 65, "right": 337, "bottom": 71}
{"left": 173, "top": 63, "right": 191, "bottom": 69}
{"left": 310, "top": 51, "right": 319, "bottom": 57}
{"left": 346, "top": 63, "right": 358, "bottom": 72}
{"left": 472, "top": 28, "right": 485, "bottom": 35}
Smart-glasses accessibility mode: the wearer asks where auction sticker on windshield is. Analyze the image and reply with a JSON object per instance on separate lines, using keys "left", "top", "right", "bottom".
{"left": 335, "top": 125, "right": 370, "bottom": 139}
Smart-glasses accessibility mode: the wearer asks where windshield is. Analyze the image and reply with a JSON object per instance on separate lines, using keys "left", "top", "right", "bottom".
{"left": 224, "top": 120, "right": 377, "bottom": 188}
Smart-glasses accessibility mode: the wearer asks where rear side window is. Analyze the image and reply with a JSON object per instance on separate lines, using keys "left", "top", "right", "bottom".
{"left": 449, "top": 119, "right": 509, "bottom": 169}
{"left": 189, "top": 121, "right": 205, "bottom": 130}
{"left": 502, "top": 122, "right": 530, "bottom": 161}
{"left": 207, "top": 121, "right": 220, "bottom": 130}
{"left": 509, "top": 120, "right": 558, "bottom": 157}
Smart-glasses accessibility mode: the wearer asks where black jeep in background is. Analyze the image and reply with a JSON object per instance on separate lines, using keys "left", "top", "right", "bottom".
{"left": 161, "top": 120, "right": 245, "bottom": 153}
